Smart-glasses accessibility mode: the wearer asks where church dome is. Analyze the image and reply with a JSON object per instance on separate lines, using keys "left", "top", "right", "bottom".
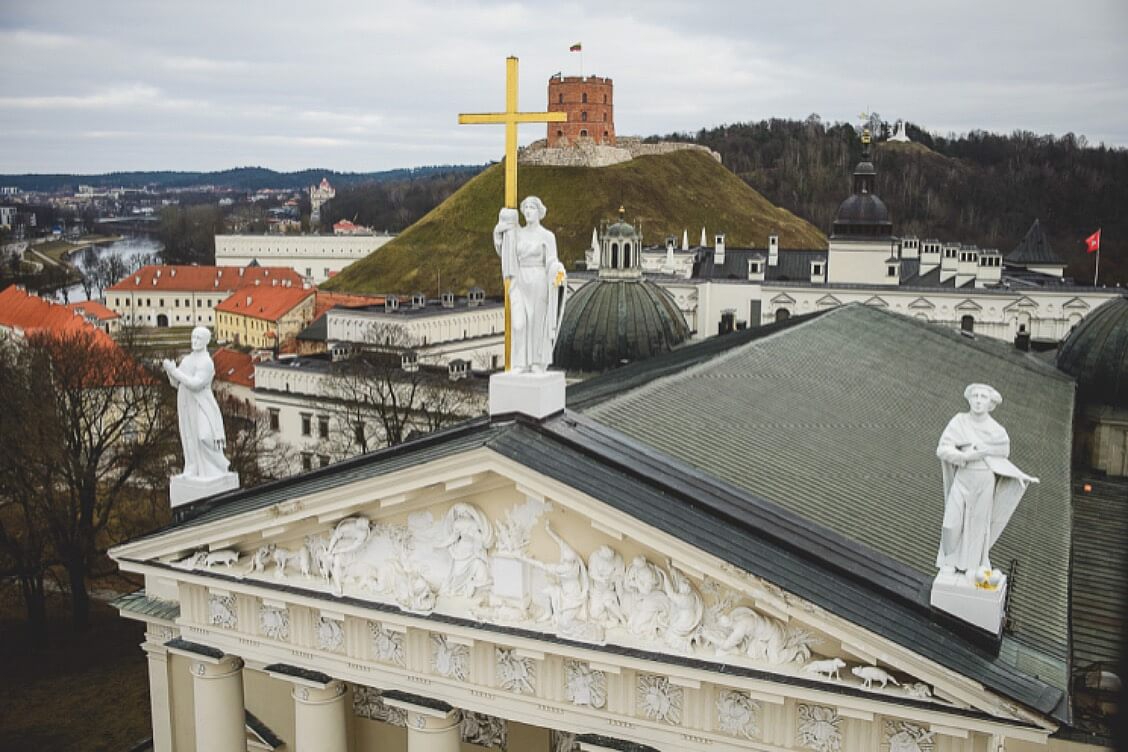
{"left": 1057, "top": 296, "right": 1128, "bottom": 409}
{"left": 554, "top": 278, "right": 690, "bottom": 373}
{"left": 834, "top": 193, "right": 891, "bottom": 226}
{"left": 605, "top": 219, "right": 638, "bottom": 239}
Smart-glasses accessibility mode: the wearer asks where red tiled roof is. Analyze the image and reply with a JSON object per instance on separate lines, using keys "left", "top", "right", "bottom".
{"left": 106, "top": 265, "right": 304, "bottom": 293}
{"left": 211, "top": 347, "right": 255, "bottom": 388}
{"left": 216, "top": 286, "right": 314, "bottom": 322}
{"left": 312, "top": 290, "right": 383, "bottom": 320}
{"left": 0, "top": 285, "right": 116, "bottom": 344}
{"left": 66, "top": 299, "right": 120, "bottom": 321}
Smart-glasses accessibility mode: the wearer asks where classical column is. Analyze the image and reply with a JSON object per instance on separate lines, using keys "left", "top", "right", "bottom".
{"left": 292, "top": 680, "right": 348, "bottom": 752}
{"left": 142, "top": 641, "right": 173, "bottom": 752}
{"left": 189, "top": 654, "right": 245, "bottom": 752}
{"left": 383, "top": 693, "right": 461, "bottom": 752}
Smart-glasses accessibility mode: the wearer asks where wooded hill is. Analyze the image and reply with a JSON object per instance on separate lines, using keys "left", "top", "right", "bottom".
{"left": 664, "top": 119, "right": 1127, "bottom": 284}
{"left": 322, "top": 150, "right": 826, "bottom": 296}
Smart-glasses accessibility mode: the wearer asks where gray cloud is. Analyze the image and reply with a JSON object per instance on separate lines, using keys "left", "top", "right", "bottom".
{"left": 0, "top": 0, "right": 1125, "bottom": 173}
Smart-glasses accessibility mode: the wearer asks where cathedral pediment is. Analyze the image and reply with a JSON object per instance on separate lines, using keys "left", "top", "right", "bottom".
{"left": 113, "top": 417, "right": 1061, "bottom": 744}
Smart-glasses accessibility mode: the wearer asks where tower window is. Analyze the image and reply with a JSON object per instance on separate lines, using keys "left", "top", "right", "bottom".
{"left": 603, "top": 112, "right": 608, "bottom": 121}
{"left": 582, "top": 93, "right": 588, "bottom": 103}
{"left": 558, "top": 93, "right": 563, "bottom": 103}
{"left": 581, "top": 111, "right": 587, "bottom": 122}
{"left": 603, "top": 94, "right": 607, "bottom": 103}
{"left": 580, "top": 129, "right": 588, "bottom": 137}
{"left": 557, "top": 130, "right": 563, "bottom": 138}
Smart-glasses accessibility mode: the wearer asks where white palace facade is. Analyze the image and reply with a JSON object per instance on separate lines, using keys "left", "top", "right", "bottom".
{"left": 216, "top": 234, "right": 394, "bottom": 284}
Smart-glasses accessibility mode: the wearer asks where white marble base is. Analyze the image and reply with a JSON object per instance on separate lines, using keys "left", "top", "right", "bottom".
{"left": 170, "top": 472, "right": 240, "bottom": 509}
{"left": 930, "top": 571, "right": 1007, "bottom": 634}
{"left": 489, "top": 370, "right": 565, "bottom": 419}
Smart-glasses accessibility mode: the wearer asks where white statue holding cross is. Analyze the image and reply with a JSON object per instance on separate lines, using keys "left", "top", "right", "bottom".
{"left": 459, "top": 57, "right": 568, "bottom": 374}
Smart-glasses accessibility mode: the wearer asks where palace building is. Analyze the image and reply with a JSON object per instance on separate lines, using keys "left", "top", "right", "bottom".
{"left": 110, "top": 303, "right": 1121, "bottom": 752}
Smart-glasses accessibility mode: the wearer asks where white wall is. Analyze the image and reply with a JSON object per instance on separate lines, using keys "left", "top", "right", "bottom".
{"left": 215, "top": 234, "right": 392, "bottom": 283}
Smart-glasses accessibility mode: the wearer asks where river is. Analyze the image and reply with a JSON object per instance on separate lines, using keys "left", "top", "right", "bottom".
{"left": 57, "top": 235, "right": 164, "bottom": 303}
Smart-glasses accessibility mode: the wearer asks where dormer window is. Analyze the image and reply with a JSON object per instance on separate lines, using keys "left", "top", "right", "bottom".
{"left": 812, "top": 263, "right": 824, "bottom": 276}
{"left": 887, "top": 265, "right": 898, "bottom": 277}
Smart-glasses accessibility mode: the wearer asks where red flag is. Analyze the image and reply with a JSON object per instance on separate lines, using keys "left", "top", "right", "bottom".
{"left": 1085, "top": 229, "right": 1101, "bottom": 253}
{"left": 569, "top": 43, "right": 582, "bottom": 52}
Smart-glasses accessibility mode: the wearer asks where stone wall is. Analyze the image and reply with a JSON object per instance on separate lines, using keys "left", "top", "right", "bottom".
{"left": 518, "top": 138, "right": 721, "bottom": 168}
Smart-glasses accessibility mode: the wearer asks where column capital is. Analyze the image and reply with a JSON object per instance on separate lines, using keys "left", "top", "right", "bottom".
{"left": 292, "top": 680, "right": 347, "bottom": 705}
{"left": 190, "top": 654, "right": 243, "bottom": 680}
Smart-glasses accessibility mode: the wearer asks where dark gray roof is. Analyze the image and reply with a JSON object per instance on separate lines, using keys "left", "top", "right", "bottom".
{"left": 264, "top": 663, "right": 334, "bottom": 685}
{"left": 833, "top": 193, "right": 892, "bottom": 229}
{"left": 554, "top": 278, "right": 690, "bottom": 373}
{"left": 245, "top": 711, "right": 283, "bottom": 749}
{"left": 1056, "top": 296, "right": 1128, "bottom": 408}
{"left": 346, "top": 299, "right": 502, "bottom": 319}
{"left": 110, "top": 590, "right": 181, "bottom": 621}
{"left": 296, "top": 314, "right": 328, "bottom": 341}
{"left": 165, "top": 637, "right": 224, "bottom": 659}
{"left": 580, "top": 304, "right": 1075, "bottom": 693}
{"left": 576, "top": 734, "right": 659, "bottom": 752}
{"left": 382, "top": 689, "right": 454, "bottom": 713}
{"left": 1006, "top": 220, "right": 1064, "bottom": 267}
{"left": 695, "top": 248, "right": 827, "bottom": 281}
{"left": 1070, "top": 476, "right": 1128, "bottom": 670}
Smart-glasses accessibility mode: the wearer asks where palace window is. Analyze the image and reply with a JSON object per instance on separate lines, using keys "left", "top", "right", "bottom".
{"left": 268, "top": 408, "right": 280, "bottom": 431}
{"left": 318, "top": 415, "right": 330, "bottom": 439}
{"left": 318, "top": 454, "right": 330, "bottom": 468}
{"left": 301, "top": 452, "right": 313, "bottom": 471}
{"left": 354, "top": 421, "right": 365, "bottom": 444}
{"left": 301, "top": 413, "right": 312, "bottom": 436}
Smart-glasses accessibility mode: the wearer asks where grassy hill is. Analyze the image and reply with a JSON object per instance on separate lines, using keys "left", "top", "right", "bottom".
{"left": 323, "top": 150, "right": 826, "bottom": 296}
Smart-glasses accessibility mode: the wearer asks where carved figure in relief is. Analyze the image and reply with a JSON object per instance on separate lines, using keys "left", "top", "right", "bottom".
{"left": 318, "top": 617, "right": 344, "bottom": 651}
{"left": 621, "top": 556, "right": 671, "bottom": 638}
{"left": 587, "top": 545, "right": 626, "bottom": 628}
{"left": 259, "top": 606, "right": 288, "bottom": 640}
{"left": 434, "top": 503, "right": 493, "bottom": 597}
{"left": 797, "top": 704, "right": 842, "bottom": 752}
{"left": 564, "top": 660, "right": 607, "bottom": 709}
{"left": 902, "top": 682, "right": 933, "bottom": 700}
{"left": 496, "top": 648, "right": 536, "bottom": 694}
{"left": 661, "top": 561, "right": 704, "bottom": 650}
{"left": 209, "top": 594, "right": 236, "bottom": 628}
{"left": 432, "top": 635, "right": 469, "bottom": 680}
{"left": 803, "top": 657, "right": 846, "bottom": 681}
{"left": 524, "top": 523, "right": 590, "bottom": 635}
{"left": 852, "top": 665, "right": 900, "bottom": 690}
{"left": 369, "top": 622, "right": 406, "bottom": 666}
{"left": 249, "top": 544, "right": 275, "bottom": 574}
{"left": 886, "top": 721, "right": 935, "bottom": 752}
{"left": 327, "top": 516, "right": 371, "bottom": 594}
{"left": 494, "top": 497, "right": 551, "bottom": 555}
{"left": 273, "top": 546, "right": 310, "bottom": 579}
{"left": 637, "top": 674, "right": 683, "bottom": 725}
{"left": 204, "top": 549, "right": 239, "bottom": 568}
{"left": 461, "top": 711, "right": 507, "bottom": 749}
{"left": 936, "top": 384, "right": 1038, "bottom": 575}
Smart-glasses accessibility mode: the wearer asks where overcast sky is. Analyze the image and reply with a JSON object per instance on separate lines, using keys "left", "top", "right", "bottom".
{"left": 1, "top": 1, "right": 1125, "bottom": 174}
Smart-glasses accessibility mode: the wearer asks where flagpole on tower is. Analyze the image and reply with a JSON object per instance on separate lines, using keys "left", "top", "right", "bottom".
{"left": 1095, "top": 235, "right": 1101, "bottom": 287}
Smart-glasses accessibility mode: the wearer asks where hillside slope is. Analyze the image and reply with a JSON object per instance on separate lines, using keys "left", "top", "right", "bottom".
{"left": 323, "top": 150, "right": 826, "bottom": 296}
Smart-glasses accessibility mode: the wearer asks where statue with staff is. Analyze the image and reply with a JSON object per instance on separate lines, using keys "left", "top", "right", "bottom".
{"left": 460, "top": 57, "right": 569, "bottom": 372}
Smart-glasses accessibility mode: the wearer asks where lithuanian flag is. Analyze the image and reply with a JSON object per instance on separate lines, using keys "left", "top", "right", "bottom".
{"left": 569, "top": 43, "right": 582, "bottom": 52}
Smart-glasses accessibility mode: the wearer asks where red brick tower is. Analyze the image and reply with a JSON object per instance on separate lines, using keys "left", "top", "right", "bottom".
{"left": 546, "top": 74, "right": 615, "bottom": 147}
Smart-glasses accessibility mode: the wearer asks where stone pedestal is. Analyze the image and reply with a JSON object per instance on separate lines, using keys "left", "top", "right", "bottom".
{"left": 292, "top": 680, "right": 348, "bottom": 752}
{"left": 170, "top": 472, "right": 240, "bottom": 509}
{"left": 189, "top": 655, "right": 244, "bottom": 752}
{"left": 489, "top": 370, "right": 565, "bottom": 419}
{"left": 930, "top": 571, "right": 1007, "bottom": 634}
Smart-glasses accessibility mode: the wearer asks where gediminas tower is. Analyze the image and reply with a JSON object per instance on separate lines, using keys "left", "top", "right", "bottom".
{"left": 546, "top": 74, "right": 615, "bottom": 147}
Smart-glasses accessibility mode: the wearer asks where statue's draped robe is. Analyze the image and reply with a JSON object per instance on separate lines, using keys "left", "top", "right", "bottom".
{"left": 494, "top": 220, "right": 565, "bottom": 371}
{"left": 935, "top": 413, "right": 1035, "bottom": 571}
{"left": 172, "top": 351, "right": 230, "bottom": 478}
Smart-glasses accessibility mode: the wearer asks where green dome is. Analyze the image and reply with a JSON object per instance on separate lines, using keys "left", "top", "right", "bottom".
{"left": 554, "top": 278, "right": 690, "bottom": 373}
{"left": 1057, "top": 296, "right": 1128, "bottom": 408}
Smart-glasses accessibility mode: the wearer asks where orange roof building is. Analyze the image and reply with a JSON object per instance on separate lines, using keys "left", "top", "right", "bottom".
{"left": 215, "top": 285, "right": 316, "bottom": 349}
{"left": 105, "top": 265, "right": 305, "bottom": 329}
{"left": 0, "top": 285, "right": 116, "bottom": 345}
{"left": 66, "top": 299, "right": 121, "bottom": 334}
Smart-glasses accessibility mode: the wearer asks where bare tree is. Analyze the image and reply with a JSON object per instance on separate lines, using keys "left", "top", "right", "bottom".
{"left": 218, "top": 393, "right": 296, "bottom": 486}
{"left": 323, "top": 323, "right": 484, "bottom": 458}
{"left": 0, "top": 327, "right": 174, "bottom": 631}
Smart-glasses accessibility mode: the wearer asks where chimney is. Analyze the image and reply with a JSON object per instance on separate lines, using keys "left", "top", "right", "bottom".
{"left": 768, "top": 234, "right": 779, "bottom": 267}
{"left": 255, "top": 279, "right": 261, "bottom": 286}
{"left": 239, "top": 268, "right": 245, "bottom": 276}
{"left": 714, "top": 233, "right": 726, "bottom": 265}
{"left": 246, "top": 295, "right": 252, "bottom": 306}
{"left": 700, "top": 227, "right": 707, "bottom": 247}
{"left": 1014, "top": 326, "right": 1031, "bottom": 352}
{"left": 170, "top": 268, "right": 176, "bottom": 277}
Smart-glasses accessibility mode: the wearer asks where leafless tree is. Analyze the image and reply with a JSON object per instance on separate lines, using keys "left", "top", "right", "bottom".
{"left": 217, "top": 392, "right": 296, "bottom": 486}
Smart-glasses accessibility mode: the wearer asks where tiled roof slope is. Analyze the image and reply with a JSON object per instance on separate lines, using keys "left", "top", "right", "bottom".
{"left": 0, "top": 284, "right": 115, "bottom": 344}
{"left": 1070, "top": 476, "right": 1128, "bottom": 669}
{"left": 580, "top": 304, "right": 1075, "bottom": 684}
{"left": 212, "top": 347, "right": 255, "bottom": 388}
{"left": 1006, "top": 220, "right": 1064, "bottom": 266}
{"left": 65, "top": 299, "right": 119, "bottom": 321}
{"left": 215, "top": 286, "right": 313, "bottom": 321}
{"left": 106, "top": 265, "right": 304, "bottom": 293}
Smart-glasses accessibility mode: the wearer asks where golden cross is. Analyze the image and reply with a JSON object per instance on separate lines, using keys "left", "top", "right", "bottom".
{"left": 459, "top": 56, "right": 566, "bottom": 370}
{"left": 459, "top": 56, "right": 566, "bottom": 208}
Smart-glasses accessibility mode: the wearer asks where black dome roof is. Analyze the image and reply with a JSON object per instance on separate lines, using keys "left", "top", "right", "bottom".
{"left": 1057, "top": 296, "right": 1128, "bottom": 409}
{"left": 554, "top": 279, "right": 690, "bottom": 373}
{"left": 834, "top": 193, "right": 891, "bottom": 226}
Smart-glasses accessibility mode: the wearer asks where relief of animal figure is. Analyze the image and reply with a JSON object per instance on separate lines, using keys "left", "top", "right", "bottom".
{"left": 803, "top": 657, "right": 846, "bottom": 681}
{"left": 205, "top": 549, "right": 239, "bottom": 568}
{"left": 273, "top": 546, "right": 311, "bottom": 579}
{"left": 852, "top": 665, "right": 900, "bottom": 690}
{"left": 902, "top": 682, "right": 933, "bottom": 699}
{"left": 249, "top": 544, "right": 276, "bottom": 574}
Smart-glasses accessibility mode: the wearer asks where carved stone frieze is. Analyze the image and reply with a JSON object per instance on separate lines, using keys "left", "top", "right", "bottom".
{"left": 637, "top": 674, "right": 682, "bottom": 725}
{"left": 797, "top": 704, "right": 842, "bottom": 752}
{"left": 431, "top": 634, "right": 469, "bottom": 681}
{"left": 461, "top": 710, "right": 507, "bottom": 749}
{"left": 550, "top": 730, "right": 579, "bottom": 752}
{"left": 259, "top": 604, "right": 289, "bottom": 641}
{"left": 352, "top": 685, "right": 407, "bottom": 726}
{"left": 208, "top": 594, "right": 236, "bottom": 629}
{"left": 495, "top": 648, "right": 536, "bottom": 694}
{"left": 317, "top": 617, "right": 344, "bottom": 652}
{"left": 564, "top": 660, "right": 606, "bottom": 709}
{"left": 885, "top": 720, "right": 935, "bottom": 752}
{"left": 715, "top": 689, "right": 759, "bottom": 739}
{"left": 368, "top": 621, "right": 405, "bottom": 667}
